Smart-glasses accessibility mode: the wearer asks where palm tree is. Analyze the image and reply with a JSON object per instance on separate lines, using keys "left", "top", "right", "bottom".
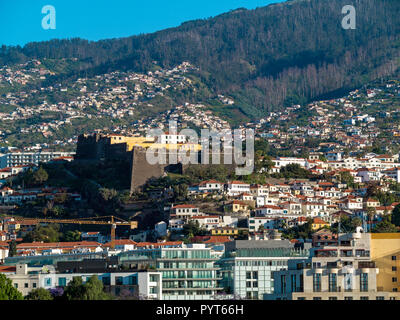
{"left": 366, "top": 207, "right": 376, "bottom": 232}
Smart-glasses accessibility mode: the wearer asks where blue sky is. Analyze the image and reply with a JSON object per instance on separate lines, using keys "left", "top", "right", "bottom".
{"left": 0, "top": 0, "right": 282, "bottom": 47}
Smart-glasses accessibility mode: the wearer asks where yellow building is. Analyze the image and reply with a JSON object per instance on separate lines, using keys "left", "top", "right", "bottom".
{"left": 109, "top": 134, "right": 201, "bottom": 152}
{"left": 311, "top": 218, "right": 329, "bottom": 231}
{"left": 370, "top": 233, "right": 400, "bottom": 293}
{"left": 211, "top": 227, "right": 239, "bottom": 236}
{"left": 230, "top": 200, "right": 250, "bottom": 214}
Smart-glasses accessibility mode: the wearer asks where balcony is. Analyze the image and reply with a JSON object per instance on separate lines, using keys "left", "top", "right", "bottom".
{"left": 315, "top": 249, "right": 338, "bottom": 258}
{"left": 340, "top": 250, "right": 353, "bottom": 257}
{"left": 358, "top": 261, "right": 376, "bottom": 269}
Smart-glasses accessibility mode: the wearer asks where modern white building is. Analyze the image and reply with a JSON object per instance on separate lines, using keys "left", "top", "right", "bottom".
{"left": 226, "top": 181, "right": 251, "bottom": 196}
{"left": 1, "top": 263, "right": 163, "bottom": 299}
{"left": 217, "top": 240, "right": 310, "bottom": 300}
{"left": 0, "top": 151, "right": 75, "bottom": 169}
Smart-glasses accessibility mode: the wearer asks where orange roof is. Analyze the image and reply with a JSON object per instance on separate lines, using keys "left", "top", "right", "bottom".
{"left": 0, "top": 266, "right": 16, "bottom": 273}
{"left": 191, "top": 215, "right": 220, "bottom": 219}
{"left": 191, "top": 236, "right": 231, "bottom": 244}
{"left": 230, "top": 181, "right": 249, "bottom": 185}
{"left": 313, "top": 218, "right": 329, "bottom": 224}
{"left": 17, "top": 241, "right": 101, "bottom": 249}
{"left": 233, "top": 200, "right": 248, "bottom": 205}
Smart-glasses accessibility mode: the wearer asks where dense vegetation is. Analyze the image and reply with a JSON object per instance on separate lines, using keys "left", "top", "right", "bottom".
{"left": 1, "top": 0, "right": 399, "bottom": 119}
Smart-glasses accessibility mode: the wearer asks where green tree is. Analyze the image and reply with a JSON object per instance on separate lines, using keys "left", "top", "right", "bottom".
{"left": 183, "top": 220, "right": 206, "bottom": 238}
{"left": 32, "top": 166, "right": 49, "bottom": 185}
{"left": 392, "top": 204, "right": 400, "bottom": 227}
{"left": 63, "top": 277, "right": 86, "bottom": 300}
{"left": 22, "top": 224, "right": 61, "bottom": 243}
{"left": 62, "top": 230, "right": 81, "bottom": 242}
{"left": 81, "top": 275, "right": 111, "bottom": 300}
{"left": 372, "top": 216, "right": 398, "bottom": 233}
{"left": 0, "top": 274, "right": 24, "bottom": 300}
{"left": 173, "top": 184, "right": 188, "bottom": 201}
{"left": 339, "top": 171, "right": 355, "bottom": 187}
{"left": 25, "top": 288, "right": 53, "bottom": 300}
{"left": 63, "top": 276, "right": 111, "bottom": 300}
{"left": 331, "top": 216, "right": 362, "bottom": 234}
{"left": 8, "top": 240, "right": 17, "bottom": 257}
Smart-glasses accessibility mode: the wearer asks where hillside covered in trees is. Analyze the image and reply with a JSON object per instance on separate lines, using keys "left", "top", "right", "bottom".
{"left": 1, "top": 0, "right": 399, "bottom": 119}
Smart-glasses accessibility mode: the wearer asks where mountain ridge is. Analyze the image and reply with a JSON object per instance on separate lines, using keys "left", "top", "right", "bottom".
{"left": 1, "top": 0, "right": 399, "bottom": 118}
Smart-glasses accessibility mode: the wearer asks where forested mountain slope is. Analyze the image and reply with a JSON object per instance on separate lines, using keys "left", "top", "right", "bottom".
{"left": 1, "top": 0, "right": 399, "bottom": 118}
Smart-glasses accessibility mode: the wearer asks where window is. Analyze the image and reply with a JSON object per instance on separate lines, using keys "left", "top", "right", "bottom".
{"left": 33, "top": 283, "right": 37, "bottom": 288}
{"left": 14, "top": 283, "right": 18, "bottom": 288}
{"left": 329, "top": 297, "right": 338, "bottom": 300}
{"left": 376, "top": 297, "right": 385, "bottom": 300}
{"left": 344, "top": 297, "right": 353, "bottom": 300}
{"left": 392, "top": 256, "right": 397, "bottom": 261}
{"left": 360, "top": 297, "right": 369, "bottom": 300}
{"left": 102, "top": 276, "right": 111, "bottom": 286}
{"left": 390, "top": 297, "right": 396, "bottom": 300}
{"left": 313, "top": 273, "right": 321, "bottom": 292}
{"left": 150, "top": 287, "right": 158, "bottom": 294}
{"left": 393, "top": 288, "right": 398, "bottom": 292}
{"left": 58, "top": 278, "right": 66, "bottom": 287}
{"left": 281, "top": 275, "right": 287, "bottom": 294}
{"left": 297, "top": 297, "right": 306, "bottom": 300}
{"left": 299, "top": 275, "right": 304, "bottom": 292}
{"left": 291, "top": 274, "right": 297, "bottom": 292}
{"left": 150, "top": 275, "right": 158, "bottom": 282}
{"left": 360, "top": 273, "right": 368, "bottom": 292}
{"left": 116, "top": 276, "right": 123, "bottom": 285}
{"left": 246, "top": 272, "right": 252, "bottom": 279}
{"left": 313, "top": 297, "right": 322, "bottom": 300}
{"left": 24, "top": 283, "right": 28, "bottom": 288}
{"left": 246, "top": 281, "right": 252, "bottom": 288}
{"left": 45, "top": 278, "right": 52, "bottom": 287}
{"left": 393, "top": 266, "right": 397, "bottom": 272}
{"left": 392, "top": 277, "right": 397, "bottom": 283}
{"left": 329, "top": 273, "right": 337, "bottom": 292}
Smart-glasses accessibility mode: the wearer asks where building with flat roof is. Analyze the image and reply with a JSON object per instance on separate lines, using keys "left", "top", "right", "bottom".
{"left": 118, "top": 243, "right": 222, "bottom": 300}
{"left": 0, "top": 151, "right": 75, "bottom": 169}
{"left": 370, "top": 233, "right": 400, "bottom": 293}
{"left": 216, "top": 239, "right": 310, "bottom": 300}
{"left": 0, "top": 260, "right": 162, "bottom": 299}
{"left": 264, "top": 230, "right": 400, "bottom": 300}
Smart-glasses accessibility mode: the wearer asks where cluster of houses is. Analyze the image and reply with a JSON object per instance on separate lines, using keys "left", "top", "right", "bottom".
{"left": 0, "top": 186, "right": 82, "bottom": 206}
{"left": 268, "top": 153, "right": 400, "bottom": 182}
{"left": 163, "top": 171, "right": 399, "bottom": 238}
{"left": 0, "top": 59, "right": 201, "bottom": 149}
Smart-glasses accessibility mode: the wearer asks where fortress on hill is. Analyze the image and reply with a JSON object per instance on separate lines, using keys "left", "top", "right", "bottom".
{"left": 75, "top": 133, "right": 234, "bottom": 193}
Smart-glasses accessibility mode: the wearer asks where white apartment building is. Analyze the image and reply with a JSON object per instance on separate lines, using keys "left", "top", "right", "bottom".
{"left": 383, "top": 168, "right": 400, "bottom": 183}
{"left": 160, "top": 133, "right": 186, "bottom": 144}
{"left": 0, "top": 152, "right": 75, "bottom": 169}
{"left": 272, "top": 157, "right": 307, "bottom": 168}
{"left": 227, "top": 181, "right": 251, "bottom": 196}
{"left": 171, "top": 205, "right": 200, "bottom": 220}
